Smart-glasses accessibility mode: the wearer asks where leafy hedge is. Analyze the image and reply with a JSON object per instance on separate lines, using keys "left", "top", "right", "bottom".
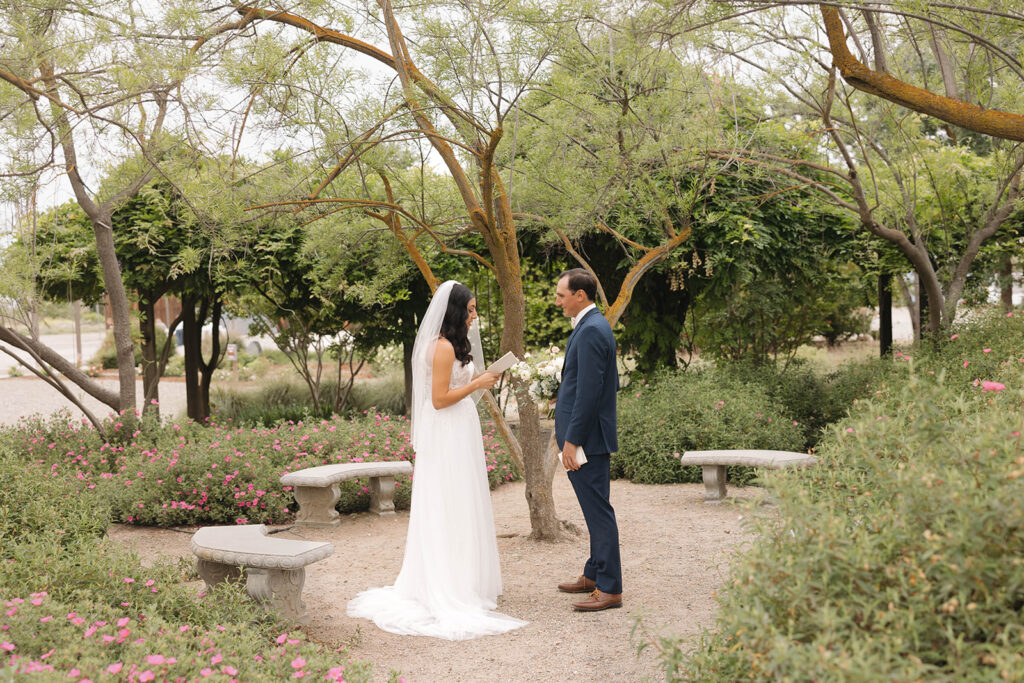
{"left": 669, "top": 308, "right": 1024, "bottom": 680}
{"left": 615, "top": 368, "right": 805, "bottom": 485}
{"left": 3, "top": 410, "right": 519, "bottom": 528}
{"left": 0, "top": 444, "right": 377, "bottom": 681}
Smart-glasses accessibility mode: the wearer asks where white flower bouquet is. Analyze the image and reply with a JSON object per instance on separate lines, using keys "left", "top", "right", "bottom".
{"left": 511, "top": 346, "right": 564, "bottom": 404}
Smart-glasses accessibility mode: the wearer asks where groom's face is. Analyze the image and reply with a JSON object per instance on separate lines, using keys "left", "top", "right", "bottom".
{"left": 555, "top": 276, "right": 588, "bottom": 318}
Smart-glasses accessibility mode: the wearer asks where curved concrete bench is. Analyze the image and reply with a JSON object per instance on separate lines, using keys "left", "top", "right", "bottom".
{"left": 280, "top": 461, "right": 414, "bottom": 527}
{"left": 680, "top": 450, "right": 817, "bottom": 502}
{"left": 191, "top": 524, "right": 333, "bottom": 625}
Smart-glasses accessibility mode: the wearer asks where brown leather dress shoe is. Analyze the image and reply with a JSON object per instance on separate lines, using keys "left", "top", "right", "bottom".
{"left": 557, "top": 575, "right": 596, "bottom": 593}
{"left": 572, "top": 589, "right": 623, "bottom": 612}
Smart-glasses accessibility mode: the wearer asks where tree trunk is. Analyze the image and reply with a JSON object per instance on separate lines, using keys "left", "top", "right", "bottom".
{"left": 878, "top": 271, "right": 892, "bottom": 356}
{"left": 139, "top": 297, "right": 160, "bottom": 419}
{"left": 198, "top": 298, "right": 223, "bottom": 423}
{"left": 182, "top": 295, "right": 202, "bottom": 421}
{"left": 92, "top": 213, "right": 137, "bottom": 414}
{"left": 1000, "top": 254, "right": 1014, "bottom": 313}
{"left": 403, "top": 337, "right": 414, "bottom": 414}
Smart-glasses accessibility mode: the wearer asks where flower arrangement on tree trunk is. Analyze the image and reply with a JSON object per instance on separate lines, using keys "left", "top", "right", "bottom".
{"left": 511, "top": 347, "right": 564, "bottom": 408}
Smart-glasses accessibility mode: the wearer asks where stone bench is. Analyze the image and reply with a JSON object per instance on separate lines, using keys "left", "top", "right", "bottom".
{"left": 280, "top": 461, "right": 414, "bottom": 527}
{"left": 680, "top": 450, "right": 817, "bottom": 502}
{"left": 190, "top": 524, "right": 333, "bottom": 625}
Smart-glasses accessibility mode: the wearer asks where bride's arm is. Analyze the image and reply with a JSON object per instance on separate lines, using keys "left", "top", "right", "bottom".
{"left": 431, "top": 339, "right": 499, "bottom": 410}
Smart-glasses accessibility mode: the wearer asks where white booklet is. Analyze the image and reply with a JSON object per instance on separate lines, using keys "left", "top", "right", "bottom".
{"left": 556, "top": 445, "right": 588, "bottom": 466}
{"left": 486, "top": 351, "right": 520, "bottom": 375}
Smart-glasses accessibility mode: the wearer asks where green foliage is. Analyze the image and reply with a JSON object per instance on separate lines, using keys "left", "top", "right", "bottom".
{"left": 91, "top": 325, "right": 174, "bottom": 370}
{"left": 716, "top": 358, "right": 894, "bottom": 449}
{"left": 615, "top": 368, "right": 805, "bottom": 484}
{"left": 2, "top": 407, "right": 520, "bottom": 529}
{"left": 212, "top": 372, "right": 406, "bottom": 426}
{"left": 0, "top": 438, "right": 374, "bottom": 682}
{"left": 666, "top": 308, "right": 1024, "bottom": 681}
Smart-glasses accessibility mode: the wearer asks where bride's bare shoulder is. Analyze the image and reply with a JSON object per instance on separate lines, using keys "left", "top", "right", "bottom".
{"left": 433, "top": 337, "right": 455, "bottom": 361}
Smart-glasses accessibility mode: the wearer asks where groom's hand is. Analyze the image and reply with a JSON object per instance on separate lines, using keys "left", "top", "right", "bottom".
{"left": 562, "top": 442, "right": 581, "bottom": 471}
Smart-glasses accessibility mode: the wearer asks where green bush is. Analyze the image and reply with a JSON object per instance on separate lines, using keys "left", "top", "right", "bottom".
{"left": 213, "top": 371, "right": 407, "bottom": 427}
{"left": 0, "top": 438, "right": 376, "bottom": 681}
{"left": 717, "top": 357, "right": 893, "bottom": 449}
{"left": 91, "top": 325, "right": 174, "bottom": 370}
{"left": 616, "top": 368, "right": 805, "bottom": 485}
{"left": 3, "top": 409, "right": 519, "bottom": 529}
{"left": 667, "top": 309, "right": 1024, "bottom": 680}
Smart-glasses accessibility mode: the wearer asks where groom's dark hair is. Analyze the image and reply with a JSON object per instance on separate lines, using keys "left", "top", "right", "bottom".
{"left": 441, "top": 282, "right": 475, "bottom": 366}
{"left": 559, "top": 268, "right": 597, "bottom": 302}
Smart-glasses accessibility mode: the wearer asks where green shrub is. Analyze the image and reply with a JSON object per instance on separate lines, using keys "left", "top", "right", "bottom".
{"left": 717, "top": 357, "right": 893, "bottom": 449}
{"left": 2, "top": 409, "right": 519, "bottom": 529}
{"left": 0, "top": 443, "right": 375, "bottom": 681}
{"left": 666, "top": 310, "right": 1024, "bottom": 681}
{"left": 91, "top": 325, "right": 174, "bottom": 370}
{"left": 616, "top": 368, "right": 805, "bottom": 485}
{"left": 213, "top": 371, "right": 407, "bottom": 427}
{"left": 0, "top": 444, "right": 109, "bottom": 546}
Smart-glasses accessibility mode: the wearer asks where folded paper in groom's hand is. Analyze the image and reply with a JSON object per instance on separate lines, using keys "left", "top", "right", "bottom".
{"left": 556, "top": 445, "right": 588, "bottom": 466}
{"left": 486, "top": 351, "right": 520, "bottom": 375}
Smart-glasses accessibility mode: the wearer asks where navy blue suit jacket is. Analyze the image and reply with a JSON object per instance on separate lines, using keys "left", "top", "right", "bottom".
{"left": 554, "top": 308, "right": 618, "bottom": 455}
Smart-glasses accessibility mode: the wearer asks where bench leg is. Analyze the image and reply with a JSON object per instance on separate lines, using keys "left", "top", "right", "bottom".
{"left": 292, "top": 483, "right": 341, "bottom": 528}
{"left": 702, "top": 465, "right": 727, "bottom": 502}
{"left": 267, "top": 568, "right": 309, "bottom": 625}
{"left": 196, "top": 559, "right": 244, "bottom": 590}
{"left": 369, "top": 476, "right": 397, "bottom": 516}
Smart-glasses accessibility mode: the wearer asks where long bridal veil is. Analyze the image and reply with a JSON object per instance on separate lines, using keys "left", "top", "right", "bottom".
{"left": 347, "top": 280, "right": 526, "bottom": 640}
{"left": 409, "top": 280, "right": 484, "bottom": 449}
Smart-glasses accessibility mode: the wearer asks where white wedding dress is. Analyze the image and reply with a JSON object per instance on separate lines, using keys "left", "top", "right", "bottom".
{"left": 346, "top": 357, "right": 527, "bottom": 640}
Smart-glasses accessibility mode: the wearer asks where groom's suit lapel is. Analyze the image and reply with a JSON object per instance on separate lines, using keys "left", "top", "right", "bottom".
{"left": 566, "top": 308, "right": 598, "bottom": 354}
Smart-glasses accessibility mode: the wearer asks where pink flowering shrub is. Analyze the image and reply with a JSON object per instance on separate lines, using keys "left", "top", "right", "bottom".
{"left": 0, "top": 449, "right": 378, "bottom": 681}
{"left": 5, "top": 411, "right": 519, "bottom": 528}
{"left": 656, "top": 308, "right": 1024, "bottom": 680}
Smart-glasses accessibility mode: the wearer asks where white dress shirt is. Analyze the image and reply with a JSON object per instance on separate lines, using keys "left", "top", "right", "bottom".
{"left": 571, "top": 303, "right": 597, "bottom": 329}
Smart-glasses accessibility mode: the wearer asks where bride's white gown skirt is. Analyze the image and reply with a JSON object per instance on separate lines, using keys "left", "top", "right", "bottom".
{"left": 347, "top": 391, "right": 527, "bottom": 640}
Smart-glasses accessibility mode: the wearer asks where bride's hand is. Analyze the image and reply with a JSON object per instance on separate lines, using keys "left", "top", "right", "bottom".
{"left": 474, "top": 371, "right": 499, "bottom": 390}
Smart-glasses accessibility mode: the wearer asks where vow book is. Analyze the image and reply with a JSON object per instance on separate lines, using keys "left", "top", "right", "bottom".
{"left": 557, "top": 446, "right": 588, "bottom": 466}
{"left": 486, "top": 351, "right": 520, "bottom": 374}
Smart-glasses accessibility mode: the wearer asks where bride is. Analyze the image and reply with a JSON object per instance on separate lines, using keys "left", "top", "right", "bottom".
{"left": 347, "top": 280, "right": 528, "bottom": 640}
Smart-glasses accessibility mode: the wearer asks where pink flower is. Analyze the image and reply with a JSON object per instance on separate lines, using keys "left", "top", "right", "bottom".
{"left": 291, "top": 656, "right": 306, "bottom": 669}
{"left": 199, "top": 669, "right": 213, "bottom": 678}
{"left": 980, "top": 381, "right": 1006, "bottom": 392}
{"left": 963, "top": 360, "right": 969, "bottom": 368}
{"left": 0, "top": 642, "right": 13, "bottom": 652}
{"left": 845, "top": 428, "right": 854, "bottom": 433}
{"left": 106, "top": 663, "right": 123, "bottom": 674}
{"left": 983, "top": 348, "right": 992, "bottom": 354}
{"left": 123, "top": 577, "right": 134, "bottom": 584}
{"left": 117, "top": 617, "right": 130, "bottom": 627}
{"left": 950, "top": 334, "right": 959, "bottom": 340}
{"left": 222, "top": 666, "right": 238, "bottom": 676}
{"left": 139, "top": 672, "right": 155, "bottom": 682}
{"left": 146, "top": 654, "right": 166, "bottom": 665}
{"left": 211, "top": 654, "right": 223, "bottom": 665}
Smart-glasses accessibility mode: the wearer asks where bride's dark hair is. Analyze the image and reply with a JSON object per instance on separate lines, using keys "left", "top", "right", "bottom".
{"left": 440, "top": 283, "right": 474, "bottom": 366}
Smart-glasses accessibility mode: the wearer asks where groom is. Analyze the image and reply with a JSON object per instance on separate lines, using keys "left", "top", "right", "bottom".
{"left": 553, "top": 268, "right": 622, "bottom": 611}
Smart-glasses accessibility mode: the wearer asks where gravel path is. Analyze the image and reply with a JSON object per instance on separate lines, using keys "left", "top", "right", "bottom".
{"left": 107, "top": 476, "right": 766, "bottom": 682}
{"left": 0, "top": 376, "right": 189, "bottom": 427}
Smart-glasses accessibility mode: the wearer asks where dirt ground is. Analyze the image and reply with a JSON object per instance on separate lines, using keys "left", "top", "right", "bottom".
{"left": 107, "top": 474, "right": 767, "bottom": 683}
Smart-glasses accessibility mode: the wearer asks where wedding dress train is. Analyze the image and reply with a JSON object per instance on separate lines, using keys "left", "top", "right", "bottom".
{"left": 346, "top": 360, "right": 527, "bottom": 640}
